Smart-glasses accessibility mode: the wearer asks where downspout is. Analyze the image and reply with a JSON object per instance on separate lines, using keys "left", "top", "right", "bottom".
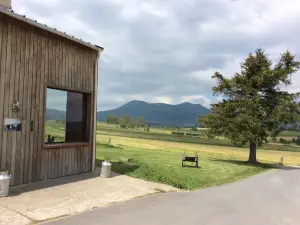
{"left": 92, "top": 48, "right": 103, "bottom": 172}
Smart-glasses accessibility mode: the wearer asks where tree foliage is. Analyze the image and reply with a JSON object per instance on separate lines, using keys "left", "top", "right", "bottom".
{"left": 105, "top": 114, "right": 146, "bottom": 129}
{"left": 198, "top": 49, "right": 300, "bottom": 163}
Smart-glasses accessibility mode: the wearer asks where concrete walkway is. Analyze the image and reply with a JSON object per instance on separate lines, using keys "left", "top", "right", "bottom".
{"left": 44, "top": 168, "right": 300, "bottom": 225}
{"left": 0, "top": 169, "right": 179, "bottom": 225}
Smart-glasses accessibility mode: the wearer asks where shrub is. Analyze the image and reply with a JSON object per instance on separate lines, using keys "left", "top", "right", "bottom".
{"left": 190, "top": 127, "right": 198, "bottom": 131}
{"left": 295, "top": 137, "right": 300, "bottom": 145}
{"left": 279, "top": 138, "right": 288, "bottom": 144}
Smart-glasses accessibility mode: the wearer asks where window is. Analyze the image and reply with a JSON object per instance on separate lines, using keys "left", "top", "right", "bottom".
{"left": 45, "top": 88, "right": 90, "bottom": 144}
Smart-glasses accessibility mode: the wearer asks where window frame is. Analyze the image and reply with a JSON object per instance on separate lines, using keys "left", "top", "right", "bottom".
{"left": 43, "top": 86, "right": 92, "bottom": 148}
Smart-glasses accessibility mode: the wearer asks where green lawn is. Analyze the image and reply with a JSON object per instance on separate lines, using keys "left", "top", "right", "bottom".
{"left": 96, "top": 143, "right": 272, "bottom": 190}
{"left": 45, "top": 120, "right": 300, "bottom": 190}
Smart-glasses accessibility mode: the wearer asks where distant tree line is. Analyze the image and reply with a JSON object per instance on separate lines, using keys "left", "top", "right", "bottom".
{"left": 106, "top": 114, "right": 150, "bottom": 131}
{"left": 276, "top": 136, "right": 300, "bottom": 145}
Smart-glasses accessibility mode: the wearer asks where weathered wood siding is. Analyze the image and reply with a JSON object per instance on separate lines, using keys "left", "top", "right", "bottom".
{"left": 0, "top": 13, "right": 98, "bottom": 185}
{"left": 41, "top": 146, "right": 93, "bottom": 180}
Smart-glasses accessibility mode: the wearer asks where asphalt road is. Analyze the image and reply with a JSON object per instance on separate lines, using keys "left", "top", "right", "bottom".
{"left": 44, "top": 167, "right": 300, "bottom": 225}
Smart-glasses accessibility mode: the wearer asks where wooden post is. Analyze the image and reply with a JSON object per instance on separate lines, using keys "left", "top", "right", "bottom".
{"left": 92, "top": 48, "right": 103, "bottom": 172}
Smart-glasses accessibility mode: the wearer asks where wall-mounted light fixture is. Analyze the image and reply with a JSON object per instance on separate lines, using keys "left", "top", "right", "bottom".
{"left": 12, "top": 101, "right": 20, "bottom": 112}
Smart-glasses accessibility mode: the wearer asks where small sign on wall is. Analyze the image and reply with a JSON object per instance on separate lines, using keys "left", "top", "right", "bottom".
{"left": 4, "top": 118, "right": 22, "bottom": 131}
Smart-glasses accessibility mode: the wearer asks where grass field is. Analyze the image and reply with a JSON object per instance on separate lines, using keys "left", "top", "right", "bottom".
{"left": 45, "top": 121, "right": 300, "bottom": 190}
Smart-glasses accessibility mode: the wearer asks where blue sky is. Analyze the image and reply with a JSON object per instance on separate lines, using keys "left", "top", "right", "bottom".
{"left": 12, "top": 0, "right": 300, "bottom": 111}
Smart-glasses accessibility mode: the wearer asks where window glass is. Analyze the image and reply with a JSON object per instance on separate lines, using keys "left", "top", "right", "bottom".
{"left": 45, "top": 88, "right": 89, "bottom": 144}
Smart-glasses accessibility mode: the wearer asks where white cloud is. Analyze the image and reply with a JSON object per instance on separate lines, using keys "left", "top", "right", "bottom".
{"left": 180, "top": 95, "right": 211, "bottom": 108}
{"left": 152, "top": 96, "right": 173, "bottom": 104}
{"left": 11, "top": 0, "right": 300, "bottom": 110}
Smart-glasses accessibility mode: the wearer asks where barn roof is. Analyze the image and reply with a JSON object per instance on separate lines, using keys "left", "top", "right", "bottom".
{"left": 0, "top": 7, "right": 104, "bottom": 52}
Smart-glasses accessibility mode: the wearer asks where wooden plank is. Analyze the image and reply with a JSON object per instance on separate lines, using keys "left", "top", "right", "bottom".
{"left": 64, "top": 150, "right": 68, "bottom": 176}
{"left": 69, "top": 149, "right": 73, "bottom": 175}
{"left": 68, "top": 149, "right": 71, "bottom": 175}
{"left": 86, "top": 50, "right": 90, "bottom": 91}
{"left": 89, "top": 56, "right": 96, "bottom": 173}
{"left": 77, "top": 148, "right": 81, "bottom": 173}
{"left": 88, "top": 146, "right": 91, "bottom": 172}
{"left": 63, "top": 148, "right": 66, "bottom": 176}
{"left": 42, "top": 150, "right": 47, "bottom": 180}
{"left": 10, "top": 132, "right": 17, "bottom": 185}
{"left": 13, "top": 24, "right": 22, "bottom": 185}
{"left": 48, "top": 36, "right": 53, "bottom": 85}
{"left": 37, "top": 31, "right": 46, "bottom": 182}
{"left": 74, "top": 47, "right": 78, "bottom": 90}
{"left": 86, "top": 51, "right": 89, "bottom": 92}
{"left": 70, "top": 149, "right": 73, "bottom": 175}
{"left": 32, "top": 31, "right": 41, "bottom": 182}
{"left": 86, "top": 146, "right": 90, "bottom": 172}
{"left": 53, "top": 150, "right": 57, "bottom": 178}
{"left": 0, "top": 19, "right": 7, "bottom": 170}
{"left": 69, "top": 42, "right": 73, "bottom": 90}
{"left": 80, "top": 147, "right": 84, "bottom": 173}
{"left": 9, "top": 21, "right": 18, "bottom": 184}
{"left": 57, "top": 37, "right": 61, "bottom": 87}
{"left": 72, "top": 148, "right": 76, "bottom": 174}
{"left": 40, "top": 149, "right": 44, "bottom": 180}
{"left": 80, "top": 48, "right": 85, "bottom": 91}
{"left": 56, "top": 150, "right": 60, "bottom": 178}
{"left": 86, "top": 146, "right": 89, "bottom": 172}
{"left": 4, "top": 22, "right": 13, "bottom": 174}
{"left": 30, "top": 30, "right": 38, "bottom": 182}
{"left": 23, "top": 26, "right": 32, "bottom": 184}
{"left": 62, "top": 39, "right": 66, "bottom": 87}
{"left": 57, "top": 37, "right": 61, "bottom": 86}
{"left": 53, "top": 150, "right": 56, "bottom": 178}
{"left": 85, "top": 50, "right": 89, "bottom": 91}
{"left": 19, "top": 25, "right": 26, "bottom": 185}
{"left": 69, "top": 149, "right": 72, "bottom": 175}
{"left": 40, "top": 35, "right": 48, "bottom": 180}
{"left": 61, "top": 37, "right": 64, "bottom": 87}
{"left": 88, "top": 146, "right": 92, "bottom": 171}
{"left": 74, "top": 149, "right": 78, "bottom": 174}
{"left": 50, "top": 36, "right": 54, "bottom": 85}
{"left": 28, "top": 27, "right": 37, "bottom": 183}
{"left": 54, "top": 36, "right": 58, "bottom": 86}
{"left": 59, "top": 149, "right": 63, "bottom": 177}
{"left": 82, "top": 147, "right": 86, "bottom": 173}
{"left": 47, "top": 150, "right": 51, "bottom": 179}
{"left": 51, "top": 150, "right": 55, "bottom": 179}
{"left": 67, "top": 41, "right": 71, "bottom": 88}
{"left": 0, "top": 18, "right": 3, "bottom": 167}
{"left": 48, "top": 150, "right": 52, "bottom": 179}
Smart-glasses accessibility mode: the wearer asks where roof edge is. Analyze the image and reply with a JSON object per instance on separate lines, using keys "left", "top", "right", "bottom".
{"left": 0, "top": 8, "right": 104, "bottom": 52}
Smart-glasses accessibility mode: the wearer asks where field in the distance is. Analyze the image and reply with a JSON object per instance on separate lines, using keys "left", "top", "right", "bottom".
{"left": 46, "top": 121, "right": 300, "bottom": 190}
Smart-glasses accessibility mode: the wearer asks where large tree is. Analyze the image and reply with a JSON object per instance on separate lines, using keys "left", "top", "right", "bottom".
{"left": 198, "top": 49, "right": 300, "bottom": 164}
{"left": 137, "top": 117, "right": 145, "bottom": 128}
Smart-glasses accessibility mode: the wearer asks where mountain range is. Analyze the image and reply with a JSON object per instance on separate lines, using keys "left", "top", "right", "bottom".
{"left": 98, "top": 100, "right": 210, "bottom": 127}
{"left": 46, "top": 100, "right": 211, "bottom": 127}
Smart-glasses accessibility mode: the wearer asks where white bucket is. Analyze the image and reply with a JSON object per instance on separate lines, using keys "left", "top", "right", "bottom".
{"left": 0, "top": 173, "right": 11, "bottom": 197}
{"left": 100, "top": 161, "right": 112, "bottom": 178}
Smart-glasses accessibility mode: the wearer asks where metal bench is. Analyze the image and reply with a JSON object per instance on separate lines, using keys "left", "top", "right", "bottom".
{"left": 182, "top": 151, "right": 199, "bottom": 168}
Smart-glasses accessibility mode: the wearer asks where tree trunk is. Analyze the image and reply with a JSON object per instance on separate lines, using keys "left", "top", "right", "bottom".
{"left": 248, "top": 141, "right": 257, "bottom": 164}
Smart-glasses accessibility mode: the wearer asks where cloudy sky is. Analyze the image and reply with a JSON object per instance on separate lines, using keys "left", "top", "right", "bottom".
{"left": 12, "top": 0, "right": 300, "bottom": 110}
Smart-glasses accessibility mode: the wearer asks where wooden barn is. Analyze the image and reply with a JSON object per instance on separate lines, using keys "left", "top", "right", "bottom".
{"left": 0, "top": 0, "right": 103, "bottom": 186}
